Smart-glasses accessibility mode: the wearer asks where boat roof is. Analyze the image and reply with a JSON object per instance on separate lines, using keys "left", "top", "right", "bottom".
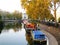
{"left": 32, "top": 30, "right": 44, "bottom": 35}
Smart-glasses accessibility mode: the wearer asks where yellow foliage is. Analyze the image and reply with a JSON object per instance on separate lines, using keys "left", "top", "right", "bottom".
{"left": 21, "top": 0, "right": 52, "bottom": 20}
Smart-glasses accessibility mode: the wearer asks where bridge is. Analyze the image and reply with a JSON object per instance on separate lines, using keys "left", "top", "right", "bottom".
{"left": 2, "top": 19, "right": 22, "bottom": 25}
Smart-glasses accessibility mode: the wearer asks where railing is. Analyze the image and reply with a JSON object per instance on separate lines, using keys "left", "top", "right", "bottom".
{"left": 40, "top": 20, "right": 60, "bottom": 28}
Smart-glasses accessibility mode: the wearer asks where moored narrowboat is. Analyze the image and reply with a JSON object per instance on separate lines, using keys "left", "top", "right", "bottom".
{"left": 31, "top": 30, "right": 47, "bottom": 44}
{"left": 25, "top": 23, "right": 36, "bottom": 33}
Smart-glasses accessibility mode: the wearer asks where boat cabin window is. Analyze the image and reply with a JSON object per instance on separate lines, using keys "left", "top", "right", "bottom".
{"left": 40, "top": 35, "right": 45, "bottom": 37}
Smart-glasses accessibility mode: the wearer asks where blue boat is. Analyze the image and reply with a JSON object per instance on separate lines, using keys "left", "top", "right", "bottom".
{"left": 31, "top": 30, "right": 47, "bottom": 42}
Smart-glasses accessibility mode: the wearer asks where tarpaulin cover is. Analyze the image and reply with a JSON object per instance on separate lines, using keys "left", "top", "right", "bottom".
{"left": 32, "top": 30, "right": 45, "bottom": 39}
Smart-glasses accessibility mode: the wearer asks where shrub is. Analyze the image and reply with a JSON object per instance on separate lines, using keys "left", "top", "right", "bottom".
{"left": 58, "top": 17, "right": 60, "bottom": 23}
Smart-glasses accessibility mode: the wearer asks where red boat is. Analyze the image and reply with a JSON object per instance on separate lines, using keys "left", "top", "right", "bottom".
{"left": 25, "top": 23, "right": 35, "bottom": 30}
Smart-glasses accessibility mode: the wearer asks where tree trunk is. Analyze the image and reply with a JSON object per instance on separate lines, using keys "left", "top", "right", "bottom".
{"left": 54, "top": 1, "right": 57, "bottom": 26}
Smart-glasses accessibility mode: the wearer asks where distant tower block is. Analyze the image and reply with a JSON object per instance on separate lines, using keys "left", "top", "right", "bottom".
{"left": 22, "top": 13, "right": 28, "bottom": 20}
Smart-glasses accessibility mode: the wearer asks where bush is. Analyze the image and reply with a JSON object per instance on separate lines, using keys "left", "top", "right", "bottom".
{"left": 58, "top": 17, "right": 60, "bottom": 23}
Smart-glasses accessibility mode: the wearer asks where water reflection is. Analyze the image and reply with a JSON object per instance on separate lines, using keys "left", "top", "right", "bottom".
{"left": 4, "top": 22, "right": 22, "bottom": 30}
{"left": 0, "top": 28, "right": 28, "bottom": 45}
{"left": 0, "top": 21, "right": 22, "bottom": 33}
{"left": 26, "top": 33, "right": 33, "bottom": 45}
{"left": 0, "top": 21, "right": 4, "bottom": 34}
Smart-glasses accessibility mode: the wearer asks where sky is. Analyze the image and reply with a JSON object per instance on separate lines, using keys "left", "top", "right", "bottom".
{"left": 0, "top": 0, "right": 25, "bottom": 13}
{"left": 51, "top": 7, "right": 60, "bottom": 19}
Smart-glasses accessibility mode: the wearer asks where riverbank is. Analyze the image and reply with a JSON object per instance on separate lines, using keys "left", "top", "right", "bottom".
{"left": 39, "top": 24, "right": 60, "bottom": 45}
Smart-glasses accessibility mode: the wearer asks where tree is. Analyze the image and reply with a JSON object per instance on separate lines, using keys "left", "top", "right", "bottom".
{"left": 21, "top": 0, "right": 52, "bottom": 20}
{"left": 13, "top": 10, "right": 22, "bottom": 20}
{"left": 49, "top": 0, "right": 60, "bottom": 23}
{"left": 6, "top": 13, "right": 13, "bottom": 19}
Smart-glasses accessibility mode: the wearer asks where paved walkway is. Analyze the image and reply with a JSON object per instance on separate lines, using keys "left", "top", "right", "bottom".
{"left": 41, "top": 30, "right": 58, "bottom": 45}
{"left": 39, "top": 24, "right": 60, "bottom": 45}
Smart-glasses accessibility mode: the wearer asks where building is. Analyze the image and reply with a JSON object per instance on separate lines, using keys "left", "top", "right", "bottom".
{"left": 22, "top": 13, "right": 28, "bottom": 20}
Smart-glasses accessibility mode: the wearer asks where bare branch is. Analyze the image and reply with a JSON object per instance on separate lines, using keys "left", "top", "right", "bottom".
{"left": 49, "top": 6, "right": 54, "bottom": 11}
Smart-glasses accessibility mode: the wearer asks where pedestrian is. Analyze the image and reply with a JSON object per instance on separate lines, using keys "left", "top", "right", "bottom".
{"left": 37, "top": 24, "right": 40, "bottom": 30}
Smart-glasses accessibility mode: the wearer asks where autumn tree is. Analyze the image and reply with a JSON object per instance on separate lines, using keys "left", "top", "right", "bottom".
{"left": 21, "top": 0, "right": 52, "bottom": 20}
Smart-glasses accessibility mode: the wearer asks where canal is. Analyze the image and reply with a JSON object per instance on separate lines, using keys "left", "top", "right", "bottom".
{"left": 0, "top": 22, "right": 28, "bottom": 45}
{"left": 0, "top": 22, "right": 46, "bottom": 45}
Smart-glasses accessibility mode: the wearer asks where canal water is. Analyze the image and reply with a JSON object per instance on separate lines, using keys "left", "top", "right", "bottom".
{"left": 0, "top": 28, "right": 28, "bottom": 45}
{"left": 0, "top": 22, "right": 29, "bottom": 45}
{"left": 0, "top": 22, "right": 35, "bottom": 45}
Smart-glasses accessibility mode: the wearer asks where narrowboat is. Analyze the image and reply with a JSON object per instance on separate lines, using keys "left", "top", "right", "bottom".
{"left": 31, "top": 30, "right": 47, "bottom": 44}
{"left": 25, "top": 23, "right": 35, "bottom": 33}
